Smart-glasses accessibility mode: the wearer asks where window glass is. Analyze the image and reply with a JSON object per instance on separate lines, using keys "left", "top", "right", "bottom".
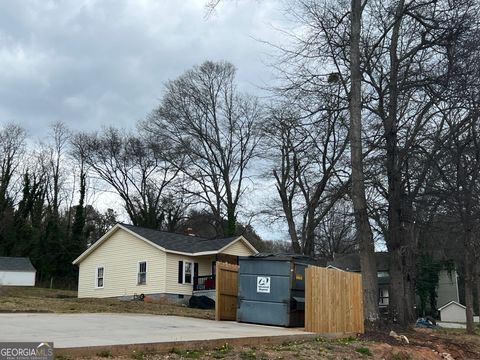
{"left": 138, "top": 261, "right": 147, "bottom": 285}
{"left": 184, "top": 261, "right": 192, "bottom": 284}
{"left": 97, "top": 267, "right": 104, "bottom": 288}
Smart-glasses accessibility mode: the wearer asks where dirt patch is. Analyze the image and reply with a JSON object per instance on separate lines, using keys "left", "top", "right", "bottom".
{"left": 66, "top": 331, "right": 480, "bottom": 360}
{"left": 363, "top": 328, "right": 480, "bottom": 359}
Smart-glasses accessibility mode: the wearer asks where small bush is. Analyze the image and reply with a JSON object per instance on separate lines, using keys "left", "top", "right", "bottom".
{"left": 97, "top": 350, "right": 111, "bottom": 358}
{"left": 240, "top": 350, "right": 257, "bottom": 359}
{"left": 355, "top": 347, "right": 372, "bottom": 356}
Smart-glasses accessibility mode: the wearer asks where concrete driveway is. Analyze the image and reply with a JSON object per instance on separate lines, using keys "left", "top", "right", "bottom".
{"left": 0, "top": 313, "right": 310, "bottom": 348}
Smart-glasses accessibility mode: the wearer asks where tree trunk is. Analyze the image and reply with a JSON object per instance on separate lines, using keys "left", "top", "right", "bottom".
{"left": 350, "top": 0, "right": 379, "bottom": 324}
{"left": 465, "top": 249, "right": 475, "bottom": 334}
{"left": 303, "top": 207, "right": 316, "bottom": 256}
{"left": 398, "top": 200, "right": 418, "bottom": 323}
{"left": 226, "top": 206, "right": 236, "bottom": 236}
{"left": 383, "top": 0, "right": 416, "bottom": 326}
{"left": 476, "top": 261, "right": 480, "bottom": 319}
{"left": 465, "top": 242, "right": 475, "bottom": 334}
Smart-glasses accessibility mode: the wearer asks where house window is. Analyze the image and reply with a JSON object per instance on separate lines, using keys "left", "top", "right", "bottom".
{"left": 379, "top": 287, "right": 389, "bottom": 306}
{"left": 178, "top": 260, "right": 193, "bottom": 284}
{"left": 184, "top": 261, "right": 193, "bottom": 284}
{"left": 96, "top": 267, "right": 104, "bottom": 288}
{"left": 138, "top": 261, "right": 147, "bottom": 285}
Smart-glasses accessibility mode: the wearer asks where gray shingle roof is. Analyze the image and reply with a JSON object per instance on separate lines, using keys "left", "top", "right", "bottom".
{"left": 120, "top": 224, "right": 240, "bottom": 253}
{"left": 0, "top": 257, "right": 36, "bottom": 272}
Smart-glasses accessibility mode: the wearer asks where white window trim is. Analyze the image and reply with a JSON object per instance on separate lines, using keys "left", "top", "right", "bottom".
{"left": 137, "top": 260, "right": 147, "bottom": 285}
{"left": 95, "top": 266, "right": 105, "bottom": 289}
{"left": 183, "top": 260, "right": 193, "bottom": 284}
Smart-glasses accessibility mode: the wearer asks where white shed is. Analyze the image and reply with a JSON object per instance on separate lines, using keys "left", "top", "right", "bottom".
{"left": 438, "top": 301, "right": 468, "bottom": 323}
{"left": 0, "top": 257, "right": 36, "bottom": 286}
{"left": 439, "top": 301, "right": 465, "bottom": 322}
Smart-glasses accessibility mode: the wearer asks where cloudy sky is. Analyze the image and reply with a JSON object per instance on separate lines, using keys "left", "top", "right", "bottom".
{"left": 0, "top": 0, "right": 292, "bottom": 240}
{"left": 0, "top": 0, "right": 287, "bottom": 137}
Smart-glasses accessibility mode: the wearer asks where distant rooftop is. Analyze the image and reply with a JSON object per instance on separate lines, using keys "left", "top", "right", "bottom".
{"left": 0, "top": 257, "right": 36, "bottom": 272}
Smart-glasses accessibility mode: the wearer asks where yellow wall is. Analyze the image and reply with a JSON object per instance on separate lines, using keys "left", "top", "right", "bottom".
{"left": 77, "top": 228, "right": 166, "bottom": 298}
{"left": 221, "top": 239, "right": 255, "bottom": 256}
{"left": 77, "top": 231, "right": 256, "bottom": 298}
{"left": 198, "top": 255, "right": 215, "bottom": 276}
{"left": 164, "top": 254, "right": 217, "bottom": 295}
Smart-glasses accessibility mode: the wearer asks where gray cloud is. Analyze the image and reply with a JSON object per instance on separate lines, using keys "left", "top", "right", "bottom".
{"left": 0, "top": 0, "right": 283, "bottom": 138}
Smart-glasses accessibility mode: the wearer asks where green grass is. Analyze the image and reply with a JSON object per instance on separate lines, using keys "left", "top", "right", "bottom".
{"left": 97, "top": 350, "right": 112, "bottom": 358}
{"left": 355, "top": 347, "right": 372, "bottom": 356}
{"left": 239, "top": 350, "right": 257, "bottom": 359}
{"left": 337, "top": 336, "right": 358, "bottom": 345}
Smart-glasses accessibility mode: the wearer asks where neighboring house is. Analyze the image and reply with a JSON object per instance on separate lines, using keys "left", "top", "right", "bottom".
{"left": 436, "top": 270, "right": 460, "bottom": 308}
{"left": 0, "top": 257, "right": 36, "bottom": 286}
{"left": 327, "top": 253, "right": 459, "bottom": 310}
{"left": 438, "top": 301, "right": 480, "bottom": 323}
{"left": 73, "top": 223, "right": 257, "bottom": 301}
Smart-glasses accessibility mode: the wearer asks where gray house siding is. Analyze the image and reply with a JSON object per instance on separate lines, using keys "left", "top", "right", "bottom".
{"left": 437, "top": 270, "right": 459, "bottom": 308}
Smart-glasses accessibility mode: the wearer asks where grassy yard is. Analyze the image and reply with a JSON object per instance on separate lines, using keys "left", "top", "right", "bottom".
{"left": 0, "top": 286, "right": 214, "bottom": 319}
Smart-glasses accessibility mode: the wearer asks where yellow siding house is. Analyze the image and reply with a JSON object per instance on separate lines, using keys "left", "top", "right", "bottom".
{"left": 73, "top": 223, "right": 257, "bottom": 301}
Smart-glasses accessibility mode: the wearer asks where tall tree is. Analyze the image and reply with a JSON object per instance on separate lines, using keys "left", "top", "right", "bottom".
{"left": 349, "top": 0, "right": 379, "bottom": 323}
{"left": 146, "top": 61, "right": 263, "bottom": 236}
{"left": 0, "top": 123, "right": 26, "bottom": 209}
{"left": 431, "top": 30, "right": 480, "bottom": 333}
{"left": 0, "top": 123, "right": 26, "bottom": 255}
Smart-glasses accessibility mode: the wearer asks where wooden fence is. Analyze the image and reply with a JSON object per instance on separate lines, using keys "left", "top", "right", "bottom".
{"left": 305, "top": 266, "right": 364, "bottom": 334}
{"left": 215, "top": 261, "right": 239, "bottom": 321}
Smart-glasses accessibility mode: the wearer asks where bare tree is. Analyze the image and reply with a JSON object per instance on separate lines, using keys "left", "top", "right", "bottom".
{"left": 264, "top": 95, "right": 350, "bottom": 256}
{"left": 272, "top": 0, "right": 379, "bottom": 323}
{"left": 0, "top": 123, "right": 26, "bottom": 255}
{"left": 430, "top": 28, "right": 480, "bottom": 333}
{"left": 275, "top": 0, "right": 478, "bottom": 325}
{"left": 434, "top": 114, "right": 480, "bottom": 334}
{"left": 361, "top": 0, "right": 477, "bottom": 325}
{"left": 0, "top": 123, "right": 26, "bottom": 208}
{"left": 314, "top": 199, "right": 357, "bottom": 259}
{"left": 44, "top": 122, "right": 71, "bottom": 218}
{"left": 74, "top": 127, "right": 184, "bottom": 231}
{"left": 145, "top": 61, "right": 263, "bottom": 236}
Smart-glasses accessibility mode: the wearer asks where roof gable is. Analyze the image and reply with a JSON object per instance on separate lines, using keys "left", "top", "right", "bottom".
{"left": 0, "top": 257, "right": 36, "bottom": 272}
{"left": 438, "top": 300, "right": 466, "bottom": 311}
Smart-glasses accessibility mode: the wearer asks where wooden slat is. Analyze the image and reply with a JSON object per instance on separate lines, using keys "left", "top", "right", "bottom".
{"left": 305, "top": 266, "right": 364, "bottom": 334}
{"left": 215, "top": 261, "right": 239, "bottom": 321}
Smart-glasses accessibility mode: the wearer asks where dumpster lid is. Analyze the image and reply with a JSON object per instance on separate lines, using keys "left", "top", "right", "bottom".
{"left": 292, "top": 296, "right": 305, "bottom": 303}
